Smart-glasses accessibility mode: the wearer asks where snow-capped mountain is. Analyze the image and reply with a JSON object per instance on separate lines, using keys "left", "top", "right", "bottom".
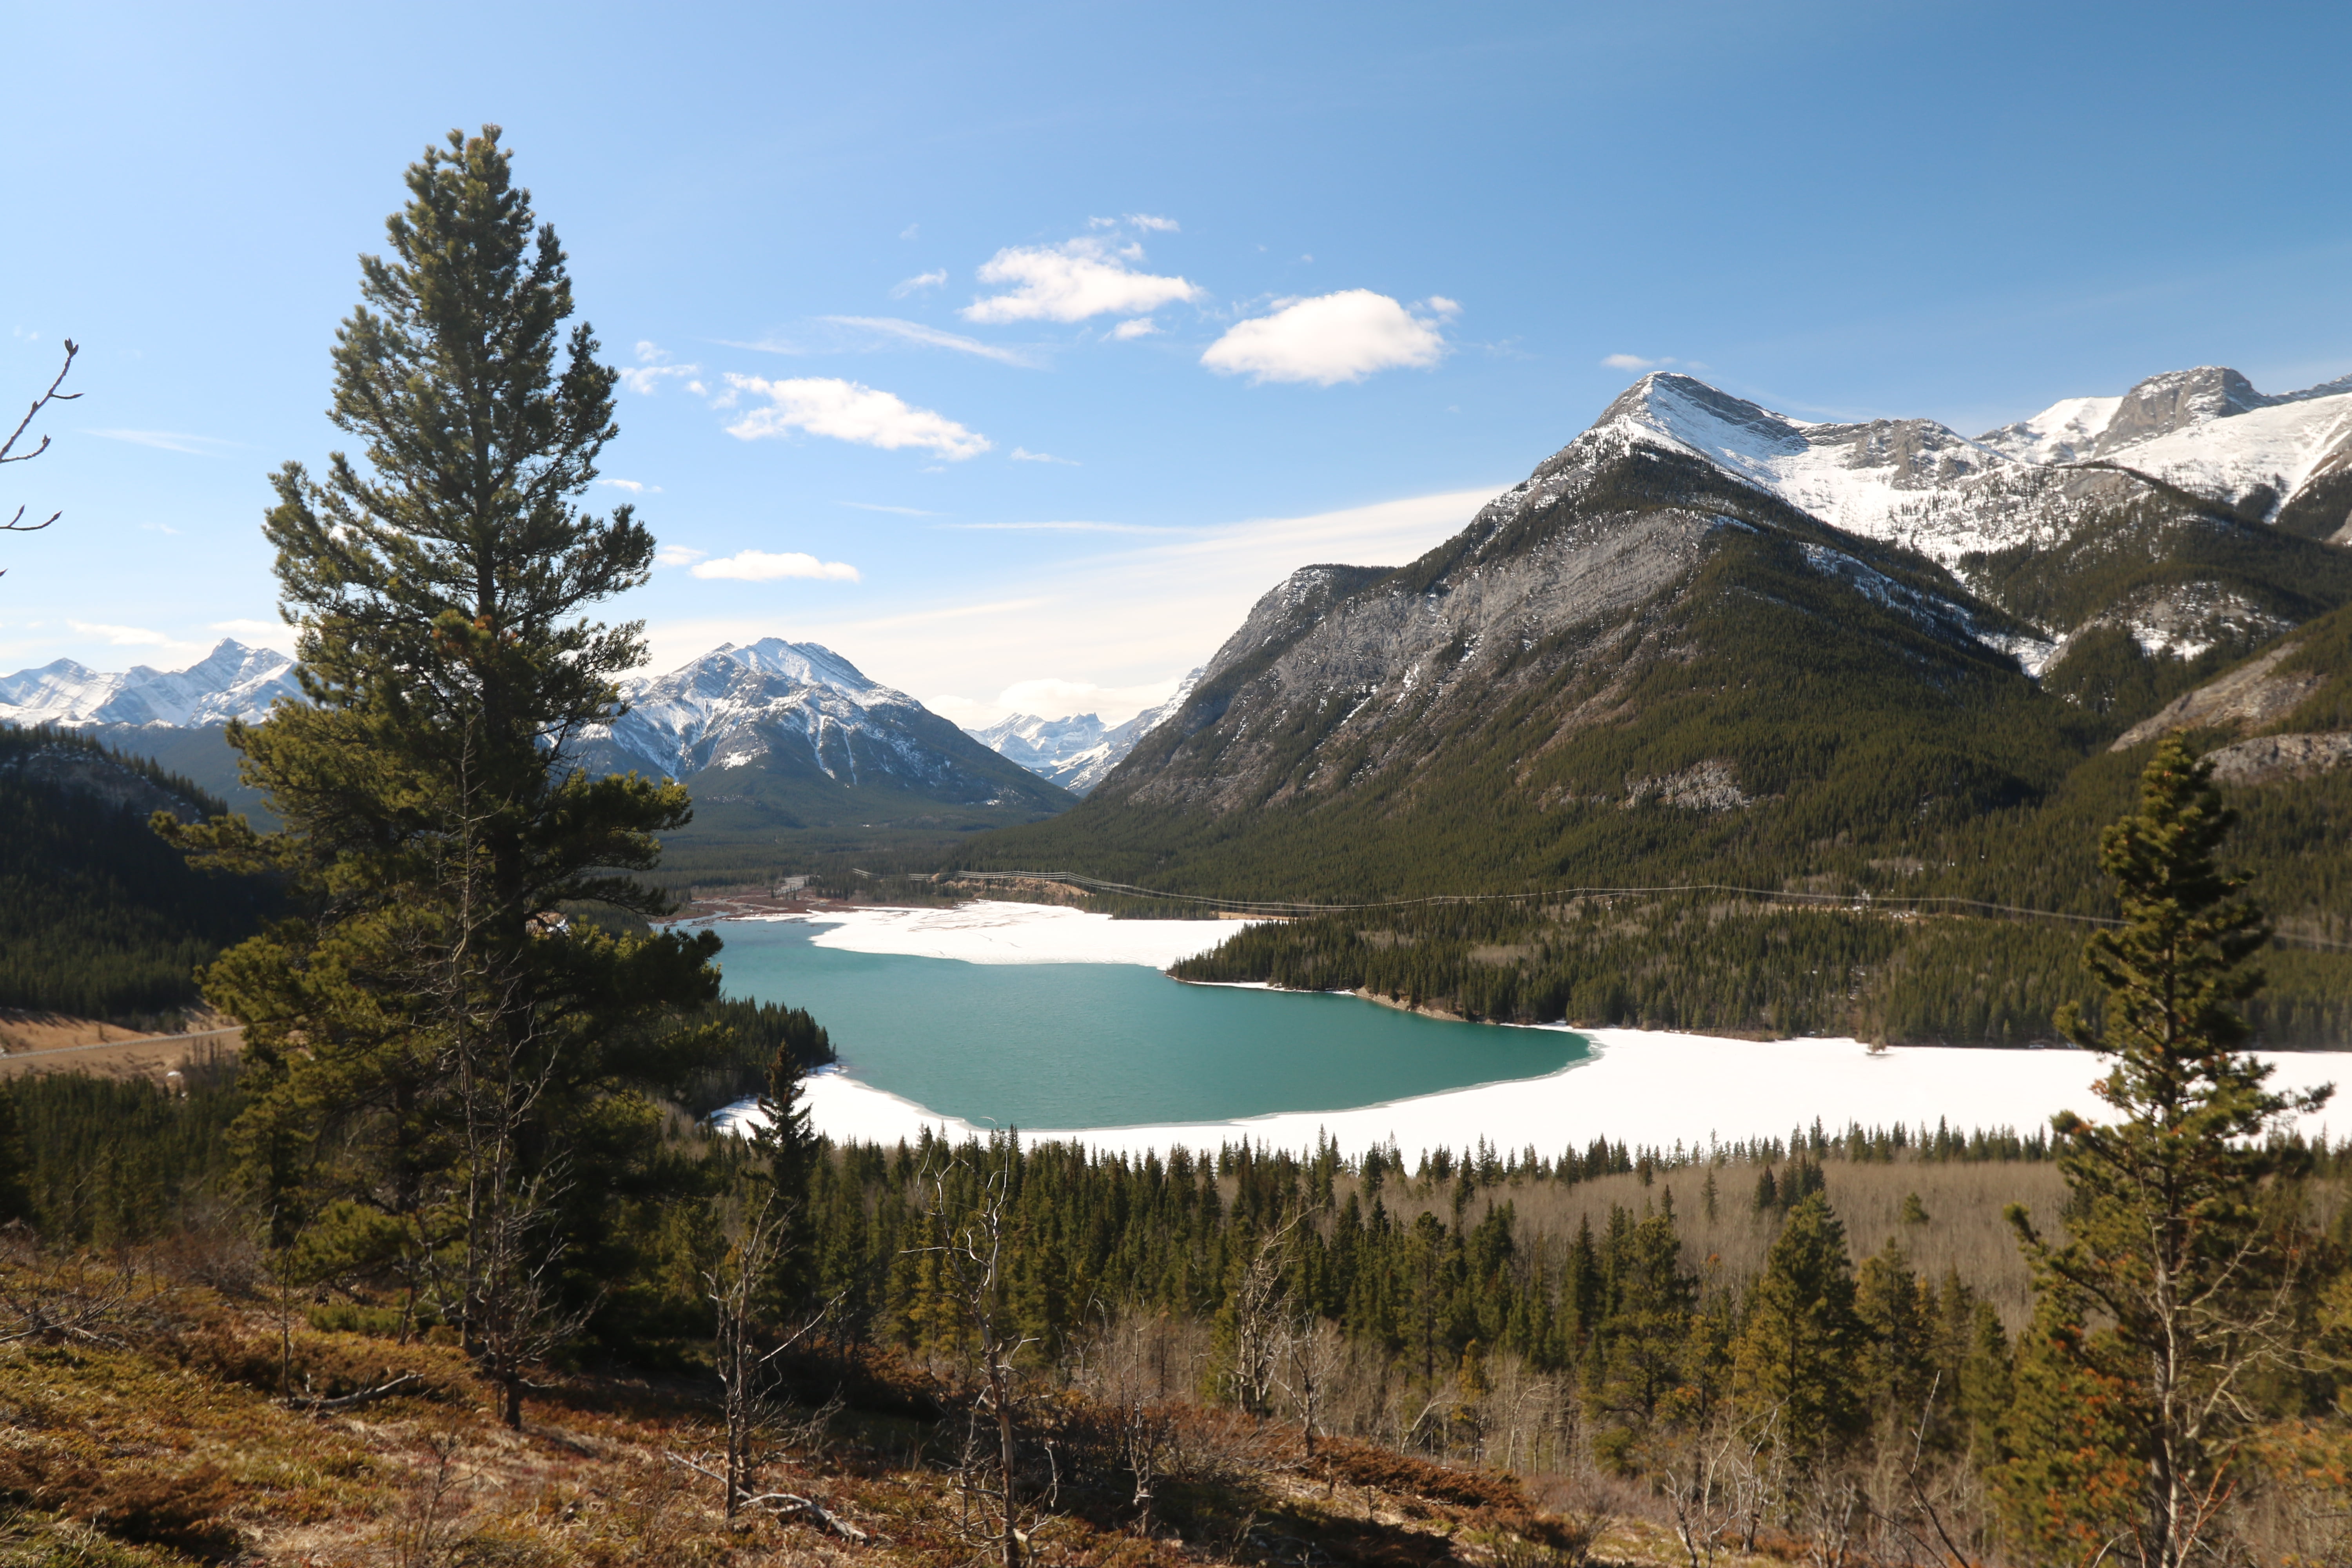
{"left": 966, "top": 712, "right": 1109, "bottom": 782}
{"left": 964, "top": 670, "right": 1205, "bottom": 795}
{"left": 0, "top": 640, "right": 302, "bottom": 728}
{"left": 1590, "top": 367, "right": 2352, "bottom": 566}
{"left": 579, "top": 638, "right": 1069, "bottom": 814}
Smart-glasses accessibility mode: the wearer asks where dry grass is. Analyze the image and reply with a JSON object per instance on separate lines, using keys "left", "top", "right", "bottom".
{"left": 1363, "top": 1155, "right": 2066, "bottom": 1328}
{"left": 0, "top": 1249, "right": 1684, "bottom": 1568}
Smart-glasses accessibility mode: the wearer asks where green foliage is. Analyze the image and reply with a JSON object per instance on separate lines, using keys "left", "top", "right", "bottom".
{"left": 157, "top": 127, "right": 725, "bottom": 1423}
{"left": 0, "top": 724, "right": 277, "bottom": 1020}
{"left": 1732, "top": 1193, "right": 1863, "bottom": 1464}
{"left": 8, "top": 1063, "right": 243, "bottom": 1245}
{"left": 672, "top": 997, "right": 836, "bottom": 1120}
{"left": 2011, "top": 737, "right": 2335, "bottom": 1567}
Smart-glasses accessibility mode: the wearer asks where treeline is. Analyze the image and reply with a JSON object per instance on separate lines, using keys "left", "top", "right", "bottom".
{"left": 1171, "top": 896, "right": 2352, "bottom": 1047}
{"left": 0, "top": 724, "right": 280, "bottom": 1022}
{"left": 13, "top": 1061, "right": 2344, "bottom": 1563}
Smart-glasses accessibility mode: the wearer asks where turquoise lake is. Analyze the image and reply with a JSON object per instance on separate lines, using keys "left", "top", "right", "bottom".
{"left": 711, "top": 919, "right": 1586, "bottom": 1129}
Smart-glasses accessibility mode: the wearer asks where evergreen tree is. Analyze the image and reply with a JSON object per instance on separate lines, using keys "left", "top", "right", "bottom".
{"left": 1854, "top": 1239, "right": 1932, "bottom": 1426}
{"left": 1732, "top": 1192, "right": 1862, "bottom": 1466}
{"left": 161, "top": 126, "right": 721, "bottom": 1426}
{"left": 0, "top": 1083, "right": 31, "bottom": 1225}
{"left": 2009, "top": 736, "right": 2333, "bottom": 1566}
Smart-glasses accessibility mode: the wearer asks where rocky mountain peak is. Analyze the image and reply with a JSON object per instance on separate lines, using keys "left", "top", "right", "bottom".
{"left": 0, "top": 638, "right": 301, "bottom": 727}
{"left": 2095, "top": 365, "right": 2269, "bottom": 453}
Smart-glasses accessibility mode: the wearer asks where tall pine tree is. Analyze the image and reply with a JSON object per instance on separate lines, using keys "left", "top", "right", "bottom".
{"left": 162, "top": 127, "right": 721, "bottom": 1426}
{"left": 2008, "top": 734, "right": 2332, "bottom": 1567}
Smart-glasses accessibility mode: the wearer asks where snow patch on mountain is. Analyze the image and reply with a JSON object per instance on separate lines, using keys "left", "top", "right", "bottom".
{"left": 965, "top": 670, "right": 1205, "bottom": 794}
{"left": 1977, "top": 396, "right": 2123, "bottom": 465}
{"left": 2093, "top": 390, "right": 2352, "bottom": 515}
{"left": 0, "top": 640, "right": 302, "bottom": 728}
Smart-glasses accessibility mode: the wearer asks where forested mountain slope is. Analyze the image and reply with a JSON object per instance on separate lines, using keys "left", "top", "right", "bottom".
{"left": 0, "top": 725, "right": 279, "bottom": 1020}
{"left": 962, "top": 376, "right": 2352, "bottom": 1044}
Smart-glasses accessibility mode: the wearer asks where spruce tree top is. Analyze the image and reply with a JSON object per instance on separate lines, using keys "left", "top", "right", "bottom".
{"left": 265, "top": 124, "right": 652, "bottom": 742}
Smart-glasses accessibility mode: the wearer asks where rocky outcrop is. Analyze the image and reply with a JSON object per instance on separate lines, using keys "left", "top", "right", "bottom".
{"left": 2110, "top": 642, "right": 2326, "bottom": 750}
{"left": 2205, "top": 731, "right": 2352, "bottom": 785}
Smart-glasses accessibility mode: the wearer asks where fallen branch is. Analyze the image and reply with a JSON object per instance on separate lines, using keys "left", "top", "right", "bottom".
{"left": 662, "top": 1451, "right": 868, "bottom": 1541}
{"left": 287, "top": 1372, "right": 428, "bottom": 1412}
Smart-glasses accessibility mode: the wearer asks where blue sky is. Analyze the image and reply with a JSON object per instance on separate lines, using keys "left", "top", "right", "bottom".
{"left": 5, "top": 1, "right": 2349, "bottom": 724}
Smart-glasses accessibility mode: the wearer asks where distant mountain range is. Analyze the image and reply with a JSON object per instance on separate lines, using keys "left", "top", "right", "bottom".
{"left": 0, "top": 639, "right": 301, "bottom": 727}
{"left": 969, "top": 361, "right": 2352, "bottom": 905}
{"left": 0, "top": 635, "right": 1076, "bottom": 876}
{"left": 962, "top": 669, "right": 1203, "bottom": 793}
{"left": 9, "top": 359, "right": 2348, "bottom": 901}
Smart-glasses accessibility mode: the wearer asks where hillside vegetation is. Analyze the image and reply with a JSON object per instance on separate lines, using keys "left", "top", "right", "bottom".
{"left": 0, "top": 724, "right": 278, "bottom": 1023}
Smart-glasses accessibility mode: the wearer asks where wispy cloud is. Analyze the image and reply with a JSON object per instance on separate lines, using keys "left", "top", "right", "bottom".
{"left": 944, "top": 520, "right": 1175, "bottom": 534}
{"left": 621, "top": 341, "right": 704, "bottom": 395}
{"left": 1125, "top": 213, "right": 1180, "bottom": 232}
{"left": 690, "top": 549, "right": 862, "bottom": 583}
{"left": 1109, "top": 318, "right": 1161, "bottom": 341}
{"left": 722, "top": 375, "right": 992, "bottom": 460}
{"left": 655, "top": 544, "right": 707, "bottom": 567}
{"left": 963, "top": 236, "right": 1200, "bottom": 325}
{"left": 1601, "top": 352, "right": 1675, "bottom": 370}
{"left": 819, "top": 316, "right": 1040, "bottom": 367}
{"left": 842, "top": 501, "right": 941, "bottom": 516}
{"left": 1009, "top": 447, "right": 1079, "bottom": 466}
{"left": 600, "top": 477, "right": 662, "bottom": 494}
{"left": 641, "top": 485, "right": 1502, "bottom": 730}
{"left": 85, "top": 430, "right": 234, "bottom": 455}
{"left": 889, "top": 269, "right": 948, "bottom": 298}
{"left": 1201, "top": 290, "right": 1449, "bottom": 385}
{"left": 140, "top": 522, "right": 181, "bottom": 535}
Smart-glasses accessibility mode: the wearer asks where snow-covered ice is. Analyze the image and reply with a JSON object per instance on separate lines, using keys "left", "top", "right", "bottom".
{"left": 706, "top": 900, "right": 2346, "bottom": 1155}
{"left": 716, "top": 1027, "right": 2347, "bottom": 1160}
{"left": 752, "top": 898, "right": 1249, "bottom": 968}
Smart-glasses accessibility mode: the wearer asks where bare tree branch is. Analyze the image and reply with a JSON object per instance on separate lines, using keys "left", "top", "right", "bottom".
{"left": 2, "top": 339, "right": 80, "bottom": 556}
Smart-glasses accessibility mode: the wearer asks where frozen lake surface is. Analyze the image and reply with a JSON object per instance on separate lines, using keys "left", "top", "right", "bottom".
{"left": 709, "top": 902, "right": 2348, "bottom": 1158}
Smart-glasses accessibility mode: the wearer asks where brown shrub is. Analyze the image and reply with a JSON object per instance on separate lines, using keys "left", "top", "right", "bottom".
{"left": 0, "top": 1447, "right": 244, "bottom": 1560}
{"left": 1319, "top": 1433, "right": 1528, "bottom": 1513}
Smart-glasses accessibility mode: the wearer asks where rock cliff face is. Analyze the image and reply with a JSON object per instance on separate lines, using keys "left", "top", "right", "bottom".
{"left": 1093, "top": 428, "right": 2029, "bottom": 819}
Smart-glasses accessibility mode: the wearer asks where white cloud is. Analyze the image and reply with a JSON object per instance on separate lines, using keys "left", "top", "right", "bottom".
{"left": 1109, "top": 318, "right": 1161, "bottom": 341}
{"left": 654, "top": 544, "right": 707, "bottom": 567}
{"left": 722, "top": 375, "right": 992, "bottom": 460}
{"left": 899, "top": 223, "right": 920, "bottom": 240}
{"left": 600, "top": 478, "right": 661, "bottom": 494}
{"left": 621, "top": 341, "right": 701, "bottom": 395}
{"left": 70, "top": 620, "right": 177, "bottom": 647}
{"left": 841, "top": 501, "right": 940, "bottom": 517}
{"left": 1601, "top": 353, "right": 1678, "bottom": 371}
{"left": 140, "top": 522, "right": 181, "bottom": 535}
{"left": 820, "top": 316, "right": 1038, "bottom": 367}
{"left": 690, "top": 550, "right": 862, "bottom": 583}
{"left": 1200, "top": 290, "right": 1448, "bottom": 386}
{"left": 1421, "top": 296, "right": 1463, "bottom": 320}
{"left": 1009, "top": 447, "right": 1079, "bottom": 466}
{"left": 962, "top": 237, "right": 1200, "bottom": 325}
{"left": 85, "top": 430, "right": 231, "bottom": 455}
{"left": 889, "top": 270, "right": 948, "bottom": 298}
{"left": 1125, "top": 213, "right": 1180, "bottom": 232}
{"left": 641, "top": 484, "right": 1501, "bottom": 728}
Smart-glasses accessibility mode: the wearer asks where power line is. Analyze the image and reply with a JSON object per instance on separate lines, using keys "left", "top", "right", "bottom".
{"left": 940, "top": 870, "right": 2352, "bottom": 953}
